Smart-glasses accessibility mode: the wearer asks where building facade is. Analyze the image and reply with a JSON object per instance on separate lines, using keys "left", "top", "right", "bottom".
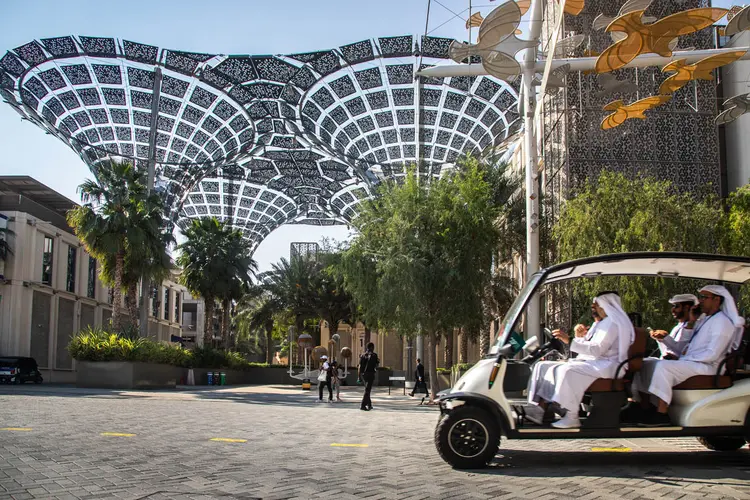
{"left": 0, "top": 176, "right": 190, "bottom": 382}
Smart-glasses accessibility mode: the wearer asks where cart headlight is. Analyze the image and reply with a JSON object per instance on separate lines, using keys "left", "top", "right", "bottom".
{"left": 444, "top": 400, "right": 465, "bottom": 410}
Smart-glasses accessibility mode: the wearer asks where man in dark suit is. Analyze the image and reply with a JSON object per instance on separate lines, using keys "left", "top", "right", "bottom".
{"left": 359, "top": 342, "right": 379, "bottom": 411}
{"left": 409, "top": 358, "right": 428, "bottom": 397}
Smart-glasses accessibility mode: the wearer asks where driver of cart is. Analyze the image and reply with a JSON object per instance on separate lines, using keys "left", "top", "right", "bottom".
{"left": 527, "top": 291, "right": 634, "bottom": 429}
{"left": 636, "top": 285, "right": 744, "bottom": 427}
{"left": 623, "top": 294, "right": 700, "bottom": 422}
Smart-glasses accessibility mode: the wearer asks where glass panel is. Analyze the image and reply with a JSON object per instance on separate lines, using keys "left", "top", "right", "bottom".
{"left": 41, "top": 236, "right": 54, "bottom": 285}
{"left": 152, "top": 286, "right": 159, "bottom": 317}
{"left": 87, "top": 256, "right": 96, "bottom": 298}
{"left": 489, "top": 272, "right": 545, "bottom": 356}
{"left": 66, "top": 246, "right": 77, "bottom": 293}
{"left": 164, "top": 288, "right": 170, "bottom": 320}
{"left": 174, "top": 292, "right": 180, "bottom": 324}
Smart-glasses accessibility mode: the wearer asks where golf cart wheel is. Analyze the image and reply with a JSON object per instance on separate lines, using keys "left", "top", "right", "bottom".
{"left": 13, "top": 376, "right": 21, "bottom": 385}
{"left": 435, "top": 405, "right": 499, "bottom": 469}
{"left": 696, "top": 436, "right": 746, "bottom": 451}
{"left": 34, "top": 377, "right": 42, "bottom": 384}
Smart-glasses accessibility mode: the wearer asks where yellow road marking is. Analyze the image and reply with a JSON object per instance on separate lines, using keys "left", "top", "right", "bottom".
{"left": 210, "top": 438, "right": 247, "bottom": 443}
{"left": 330, "top": 443, "right": 368, "bottom": 447}
{"left": 0, "top": 427, "right": 32, "bottom": 431}
{"left": 100, "top": 432, "right": 136, "bottom": 437}
{"left": 591, "top": 447, "right": 631, "bottom": 452}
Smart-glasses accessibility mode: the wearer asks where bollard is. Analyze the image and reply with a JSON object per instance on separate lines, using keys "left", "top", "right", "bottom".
{"left": 207, "top": 371, "right": 213, "bottom": 385}
{"left": 220, "top": 372, "right": 226, "bottom": 386}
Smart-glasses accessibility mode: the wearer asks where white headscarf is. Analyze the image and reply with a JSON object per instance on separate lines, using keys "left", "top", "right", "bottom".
{"left": 699, "top": 285, "right": 745, "bottom": 351}
{"left": 593, "top": 293, "right": 635, "bottom": 364}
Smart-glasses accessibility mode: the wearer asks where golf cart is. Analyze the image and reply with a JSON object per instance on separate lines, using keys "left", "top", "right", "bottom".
{"left": 435, "top": 252, "right": 750, "bottom": 469}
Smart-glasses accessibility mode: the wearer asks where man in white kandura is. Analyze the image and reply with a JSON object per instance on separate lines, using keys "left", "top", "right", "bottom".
{"left": 527, "top": 291, "right": 634, "bottom": 429}
{"left": 623, "top": 294, "right": 699, "bottom": 423}
{"left": 638, "top": 285, "right": 744, "bottom": 427}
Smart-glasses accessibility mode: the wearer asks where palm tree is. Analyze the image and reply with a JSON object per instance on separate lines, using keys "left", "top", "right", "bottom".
{"left": 177, "top": 217, "right": 256, "bottom": 346}
{"left": 67, "top": 161, "right": 163, "bottom": 331}
{"left": 215, "top": 232, "right": 257, "bottom": 347}
{"left": 264, "top": 256, "right": 318, "bottom": 341}
{"left": 234, "top": 286, "right": 283, "bottom": 364}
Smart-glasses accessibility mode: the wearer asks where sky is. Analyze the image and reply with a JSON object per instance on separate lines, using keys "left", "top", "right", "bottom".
{"left": 0, "top": 0, "right": 734, "bottom": 271}
{"left": 0, "top": 0, "right": 487, "bottom": 272}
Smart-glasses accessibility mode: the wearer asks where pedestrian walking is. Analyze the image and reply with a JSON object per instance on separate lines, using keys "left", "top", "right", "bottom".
{"left": 359, "top": 342, "right": 379, "bottom": 411}
{"left": 317, "top": 355, "right": 333, "bottom": 403}
{"left": 331, "top": 360, "right": 344, "bottom": 402}
{"left": 409, "top": 358, "right": 428, "bottom": 398}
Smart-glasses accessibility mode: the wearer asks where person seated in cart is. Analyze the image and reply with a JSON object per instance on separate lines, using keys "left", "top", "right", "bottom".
{"left": 635, "top": 285, "right": 744, "bottom": 427}
{"left": 623, "top": 293, "right": 700, "bottom": 422}
{"left": 527, "top": 291, "right": 634, "bottom": 429}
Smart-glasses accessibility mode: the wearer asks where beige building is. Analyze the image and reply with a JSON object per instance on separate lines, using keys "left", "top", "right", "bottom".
{"left": 0, "top": 176, "right": 190, "bottom": 382}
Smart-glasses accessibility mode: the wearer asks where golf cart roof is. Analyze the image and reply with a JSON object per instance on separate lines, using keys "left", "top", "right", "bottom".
{"left": 543, "top": 252, "right": 750, "bottom": 285}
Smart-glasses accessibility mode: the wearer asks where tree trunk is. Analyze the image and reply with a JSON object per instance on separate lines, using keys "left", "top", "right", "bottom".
{"left": 427, "top": 331, "right": 440, "bottom": 403}
{"left": 444, "top": 330, "right": 454, "bottom": 368}
{"left": 479, "top": 324, "right": 491, "bottom": 358}
{"left": 364, "top": 325, "right": 371, "bottom": 347}
{"left": 203, "top": 296, "right": 215, "bottom": 346}
{"left": 265, "top": 322, "right": 274, "bottom": 364}
{"left": 459, "top": 329, "right": 468, "bottom": 363}
{"left": 112, "top": 251, "right": 124, "bottom": 331}
{"left": 126, "top": 282, "right": 139, "bottom": 331}
{"left": 220, "top": 298, "right": 231, "bottom": 349}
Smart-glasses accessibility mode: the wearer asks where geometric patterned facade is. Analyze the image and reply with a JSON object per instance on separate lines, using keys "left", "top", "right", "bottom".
{"left": 539, "top": 0, "right": 721, "bottom": 267}
{"left": 0, "top": 35, "right": 521, "bottom": 249}
{"left": 538, "top": 0, "right": 722, "bottom": 326}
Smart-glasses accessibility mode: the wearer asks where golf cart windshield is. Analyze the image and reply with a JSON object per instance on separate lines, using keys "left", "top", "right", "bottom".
{"left": 488, "top": 271, "right": 544, "bottom": 356}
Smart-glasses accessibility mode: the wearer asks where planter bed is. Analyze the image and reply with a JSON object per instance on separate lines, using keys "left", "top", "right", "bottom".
{"left": 76, "top": 361, "right": 181, "bottom": 389}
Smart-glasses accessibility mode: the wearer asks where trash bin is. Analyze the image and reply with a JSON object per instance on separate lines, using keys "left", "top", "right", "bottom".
{"left": 213, "top": 372, "right": 220, "bottom": 385}
{"left": 207, "top": 372, "right": 213, "bottom": 385}
{"left": 220, "top": 372, "right": 226, "bottom": 386}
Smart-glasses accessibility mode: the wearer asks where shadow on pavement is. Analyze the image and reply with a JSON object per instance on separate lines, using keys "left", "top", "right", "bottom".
{"left": 0, "top": 384, "right": 442, "bottom": 413}
{"left": 478, "top": 448, "right": 750, "bottom": 482}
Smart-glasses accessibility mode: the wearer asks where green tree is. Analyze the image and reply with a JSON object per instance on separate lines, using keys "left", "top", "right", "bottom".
{"left": 342, "top": 161, "right": 499, "bottom": 401}
{"left": 311, "top": 249, "right": 354, "bottom": 346}
{"left": 234, "top": 286, "right": 283, "bottom": 363}
{"left": 177, "top": 217, "right": 256, "bottom": 346}
{"left": 553, "top": 171, "right": 726, "bottom": 327}
{"left": 264, "top": 256, "right": 318, "bottom": 342}
{"left": 67, "top": 161, "right": 165, "bottom": 331}
{"left": 726, "top": 185, "right": 750, "bottom": 308}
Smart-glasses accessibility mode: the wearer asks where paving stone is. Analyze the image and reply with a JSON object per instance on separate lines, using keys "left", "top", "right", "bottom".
{"left": 0, "top": 385, "right": 749, "bottom": 499}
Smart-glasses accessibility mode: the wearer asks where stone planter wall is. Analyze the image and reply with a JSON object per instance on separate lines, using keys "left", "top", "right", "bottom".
{"left": 76, "top": 361, "right": 181, "bottom": 389}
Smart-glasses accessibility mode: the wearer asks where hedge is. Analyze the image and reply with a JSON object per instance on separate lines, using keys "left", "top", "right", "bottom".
{"left": 68, "top": 327, "right": 282, "bottom": 370}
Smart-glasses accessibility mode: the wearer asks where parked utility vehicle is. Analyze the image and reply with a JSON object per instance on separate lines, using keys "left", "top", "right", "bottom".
{"left": 436, "top": 252, "right": 750, "bottom": 468}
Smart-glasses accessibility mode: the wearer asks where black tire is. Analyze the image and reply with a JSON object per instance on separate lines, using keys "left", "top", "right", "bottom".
{"left": 13, "top": 377, "right": 21, "bottom": 385}
{"left": 34, "top": 377, "right": 42, "bottom": 384}
{"left": 435, "top": 405, "right": 500, "bottom": 469}
{"left": 697, "top": 436, "right": 746, "bottom": 451}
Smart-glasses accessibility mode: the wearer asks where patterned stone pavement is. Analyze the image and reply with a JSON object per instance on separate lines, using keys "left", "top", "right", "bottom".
{"left": 0, "top": 384, "right": 748, "bottom": 500}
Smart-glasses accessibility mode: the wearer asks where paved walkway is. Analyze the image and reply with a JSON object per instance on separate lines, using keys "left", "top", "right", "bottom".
{"left": 0, "top": 384, "right": 748, "bottom": 499}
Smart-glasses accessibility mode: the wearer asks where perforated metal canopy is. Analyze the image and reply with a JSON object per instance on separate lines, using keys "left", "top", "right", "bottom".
{"left": 0, "top": 35, "right": 520, "bottom": 248}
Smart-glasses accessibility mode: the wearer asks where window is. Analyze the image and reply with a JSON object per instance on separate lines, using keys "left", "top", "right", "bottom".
{"left": 174, "top": 292, "right": 180, "bottom": 324}
{"left": 87, "top": 256, "right": 96, "bottom": 298}
{"left": 66, "top": 246, "right": 77, "bottom": 293}
{"left": 164, "top": 288, "right": 170, "bottom": 320}
{"left": 41, "top": 236, "right": 54, "bottom": 285}
{"left": 151, "top": 286, "right": 159, "bottom": 317}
